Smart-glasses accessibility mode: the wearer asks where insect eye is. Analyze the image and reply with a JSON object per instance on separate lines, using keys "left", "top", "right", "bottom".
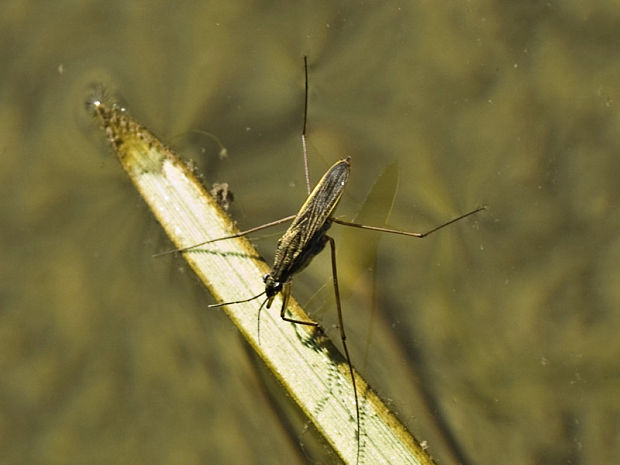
{"left": 262, "top": 273, "right": 269, "bottom": 283}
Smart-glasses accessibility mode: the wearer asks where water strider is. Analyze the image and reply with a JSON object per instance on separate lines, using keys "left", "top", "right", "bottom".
{"left": 159, "top": 57, "right": 485, "bottom": 464}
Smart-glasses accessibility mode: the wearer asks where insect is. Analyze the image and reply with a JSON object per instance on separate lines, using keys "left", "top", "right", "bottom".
{"left": 160, "top": 57, "right": 485, "bottom": 463}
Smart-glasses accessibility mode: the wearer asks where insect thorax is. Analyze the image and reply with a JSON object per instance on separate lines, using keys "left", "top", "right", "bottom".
{"left": 270, "top": 219, "right": 333, "bottom": 285}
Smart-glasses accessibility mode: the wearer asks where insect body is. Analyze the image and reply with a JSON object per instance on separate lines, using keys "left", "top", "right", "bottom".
{"left": 264, "top": 157, "right": 350, "bottom": 318}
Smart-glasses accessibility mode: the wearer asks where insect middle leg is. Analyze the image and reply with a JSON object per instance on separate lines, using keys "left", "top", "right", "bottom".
{"left": 332, "top": 205, "right": 486, "bottom": 239}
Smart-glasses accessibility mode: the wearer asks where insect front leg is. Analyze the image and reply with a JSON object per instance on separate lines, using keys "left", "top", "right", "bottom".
{"left": 279, "top": 281, "right": 318, "bottom": 327}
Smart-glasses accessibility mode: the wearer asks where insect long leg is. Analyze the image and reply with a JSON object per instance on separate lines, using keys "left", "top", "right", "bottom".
{"left": 153, "top": 214, "right": 297, "bottom": 257}
{"left": 301, "top": 56, "right": 311, "bottom": 196}
{"left": 332, "top": 205, "right": 486, "bottom": 238}
{"left": 280, "top": 282, "right": 319, "bottom": 327}
{"left": 327, "top": 235, "right": 361, "bottom": 464}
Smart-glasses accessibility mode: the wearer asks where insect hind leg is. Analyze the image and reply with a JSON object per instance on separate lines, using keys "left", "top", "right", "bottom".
{"left": 326, "top": 235, "right": 361, "bottom": 464}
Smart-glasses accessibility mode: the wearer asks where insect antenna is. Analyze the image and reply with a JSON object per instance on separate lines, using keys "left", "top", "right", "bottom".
{"left": 207, "top": 290, "right": 267, "bottom": 308}
{"left": 209, "top": 292, "right": 271, "bottom": 344}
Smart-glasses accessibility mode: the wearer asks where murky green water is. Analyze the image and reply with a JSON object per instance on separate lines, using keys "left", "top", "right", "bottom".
{"left": 2, "top": 1, "right": 619, "bottom": 464}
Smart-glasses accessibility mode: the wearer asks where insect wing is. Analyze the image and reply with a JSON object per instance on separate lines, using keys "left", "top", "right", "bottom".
{"left": 269, "top": 158, "right": 350, "bottom": 281}
{"left": 292, "top": 157, "right": 350, "bottom": 246}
